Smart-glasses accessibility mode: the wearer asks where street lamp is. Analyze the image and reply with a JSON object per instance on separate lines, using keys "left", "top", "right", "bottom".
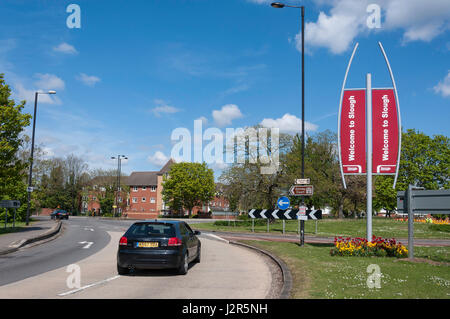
{"left": 111, "top": 155, "right": 127, "bottom": 217}
{"left": 26, "top": 90, "right": 56, "bottom": 226}
{"left": 271, "top": 2, "right": 306, "bottom": 246}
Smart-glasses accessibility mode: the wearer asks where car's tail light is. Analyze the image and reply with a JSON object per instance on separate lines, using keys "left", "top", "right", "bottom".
{"left": 168, "top": 237, "right": 182, "bottom": 246}
{"left": 119, "top": 236, "right": 128, "bottom": 246}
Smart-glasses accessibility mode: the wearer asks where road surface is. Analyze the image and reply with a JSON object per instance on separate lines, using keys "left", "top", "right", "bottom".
{"left": 0, "top": 217, "right": 275, "bottom": 299}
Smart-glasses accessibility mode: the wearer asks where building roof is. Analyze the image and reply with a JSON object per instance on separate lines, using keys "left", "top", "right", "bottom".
{"left": 158, "top": 158, "right": 175, "bottom": 175}
{"left": 126, "top": 159, "right": 175, "bottom": 186}
{"left": 126, "top": 171, "right": 158, "bottom": 186}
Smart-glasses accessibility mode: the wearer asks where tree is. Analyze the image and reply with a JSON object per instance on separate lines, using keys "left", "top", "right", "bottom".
{"left": 162, "top": 162, "right": 215, "bottom": 217}
{"left": 397, "top": 129, "right": 449, "bottom": 190}
{"left": 0, "top": 74, "right": 31, "bottom": 221}
{"left": 373, "top": 176, "right": 397, "bottom": 217}
{"left": 99, "top": 185, "right": 115, "bottom": 216}
{"left": 219, "top": 126, "right": 293, "bottom": 211}
{"left": 373, "top": 129, "right": 450, "bottom": 213}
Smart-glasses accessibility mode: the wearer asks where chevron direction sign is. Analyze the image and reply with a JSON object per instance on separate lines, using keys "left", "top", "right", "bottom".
{"left": 248, "top": 209, "right": 322, "bottom": 220}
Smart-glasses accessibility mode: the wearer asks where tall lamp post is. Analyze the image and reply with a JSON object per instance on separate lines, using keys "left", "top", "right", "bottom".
{"left": 111, "top": 155, "right": 127, "bottom": 217}
{"left": 271, "top": 2, "right": 306, "bottom": 246}
{"left": 26, "top": 90, "right": 56, "bottom": 226}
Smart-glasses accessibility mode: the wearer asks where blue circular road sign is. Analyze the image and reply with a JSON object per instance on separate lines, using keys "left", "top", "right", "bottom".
{"left": 277, "top": 196, "right": 290, "bottom": 210}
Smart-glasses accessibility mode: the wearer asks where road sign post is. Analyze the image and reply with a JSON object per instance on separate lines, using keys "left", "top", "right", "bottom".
{"left": 248, "top": 209, "right": 321, "bottom": 220}
{"left": 366, "top": 73, "right": 373, "bottom": 242}
{"left": 289, "top": 185, "right": 313, "bottom": 196}
{"left": 277, "top": 197, "right": 290, "bottom": 210}
{"left": 397, "top": 187, "right": 450, "bottom": 259}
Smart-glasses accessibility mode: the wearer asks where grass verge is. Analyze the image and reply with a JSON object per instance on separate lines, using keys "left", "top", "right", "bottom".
{"left": 194, "top": 218, "right": 450, "bottom": 239}
{"left": 241, "top": 240, "right": 450, "bottom": 299}
{"left": 0, "top": 221, "right": 35, "bottom": 236}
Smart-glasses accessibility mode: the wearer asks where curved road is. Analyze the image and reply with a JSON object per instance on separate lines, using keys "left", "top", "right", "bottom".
{"left": 0, "top": 217, "right": 275, "bottom": 299}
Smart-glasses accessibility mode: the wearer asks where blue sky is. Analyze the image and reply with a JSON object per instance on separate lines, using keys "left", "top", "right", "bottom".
{"left": 1, "top": 0, "right": 449, "bottom": 177}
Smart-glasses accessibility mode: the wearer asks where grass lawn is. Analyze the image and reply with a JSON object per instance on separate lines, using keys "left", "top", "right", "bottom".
{"left": 193, "top": 217, "right": 450, "bottom": 239}
{"left": 0, "top": 221, "right": 34, "bottom": 236}
{"left": 242, "top": 240, "right": 450, "bottom": 299}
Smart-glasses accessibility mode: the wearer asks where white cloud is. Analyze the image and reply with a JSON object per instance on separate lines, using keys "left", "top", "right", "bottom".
{"left": 76, "top": 73, "right": 101, "bottom": 87}
{"left": 384, "top": 0, "right": 450, "bottom": 43}
{"left": 260, "top": 113, "right": 318, "bottom": 134}
{"left": 433, "top": 70, "right": 450, "bottom": 98}
{"left": 151, "top": 99, "right": 181, "bottom": 117}
{"left": 212, "top": 104, "right": 243, "bottom": 127}
{"left": 293, "top": 0, "right": 450, "bottom": 54}
{"left": 247, "top": 0, "right": 271, "bottom": 4}
{"left": 14, "top": 81, "right": 61, "bottom": 105}
{"left": 34, "top": 73, "right": 65, "bottom": 90}
{"left": 148, "top": 151, "right": 169, "bottom": 166}
{"left": 53, "top": 42, "right": 78, "bottom": 55}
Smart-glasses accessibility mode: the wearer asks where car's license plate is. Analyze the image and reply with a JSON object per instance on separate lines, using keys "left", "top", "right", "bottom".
{"left": 137, "top": 242, "right": 158, "bottom": 248}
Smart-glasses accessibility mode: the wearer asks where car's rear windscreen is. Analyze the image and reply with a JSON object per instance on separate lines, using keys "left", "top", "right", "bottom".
{"left": 127, "top": 223, "right": 176, "bottom": 237}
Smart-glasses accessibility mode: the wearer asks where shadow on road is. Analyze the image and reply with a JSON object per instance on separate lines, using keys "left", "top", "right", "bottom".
{"left": 122, "top": 262, "right": 199, "bottom": 277}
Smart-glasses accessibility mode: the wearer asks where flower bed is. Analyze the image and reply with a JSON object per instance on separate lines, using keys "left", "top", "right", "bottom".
{"left": 330, "top": 236, "right": 408, "bottom": 258}
{"left": 395, "top": 217, "right": 450, "bottom": 225}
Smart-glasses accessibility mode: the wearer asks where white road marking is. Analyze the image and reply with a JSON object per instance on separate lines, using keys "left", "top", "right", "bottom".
{"left": 84, "top": 227, "right": 94, "bottom": 232}
{"left": 202, "top": 233, "right": 229, "bottom": 244}
{"left": 78, "top": 241, "right": 94, "bottom": 249}
{"left": 57, "top": 275, "right": 121, "bottom": 297}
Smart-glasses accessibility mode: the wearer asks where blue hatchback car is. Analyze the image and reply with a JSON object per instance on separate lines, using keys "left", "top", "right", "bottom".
{"left": 117, "top": 220, "right": 201, "bottom": 275}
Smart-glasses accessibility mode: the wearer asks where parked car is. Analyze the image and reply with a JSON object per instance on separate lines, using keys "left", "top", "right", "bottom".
{"left": 50, "top": 209, "right": 69, "bottom": 220}
{"left": 117, "top": 220, "right": 201, "bottom": 275}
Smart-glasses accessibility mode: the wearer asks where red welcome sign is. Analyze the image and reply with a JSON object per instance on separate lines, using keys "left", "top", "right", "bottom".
{"left": 340, "top": 89, "right": 366, "bottom": 174}
{"left": 372, "top": 89, "right": 399, "bottom": 174}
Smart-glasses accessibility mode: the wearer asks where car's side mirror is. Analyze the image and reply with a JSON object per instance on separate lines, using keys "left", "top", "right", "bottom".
{"left": 194, "top": 230, "right": 201, "bottom": 235}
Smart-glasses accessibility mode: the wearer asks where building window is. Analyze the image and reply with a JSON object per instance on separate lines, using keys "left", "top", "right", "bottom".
{"left": 142, "top": 186, "right": 147, "bottom": 190}
{"left": 150, "top": 186, "right": 156, "bottom": 192}
{"left": 132, "top": 197, "right": 138, "bottom": 203}
{"left": 142, "top": 197, "right": 146, "bottom": 202}
{"left": 150, "top": 197, "right": 155, "bottom": 204}
{"left": 133, "top": 187, "right": 138, "bottom": 192}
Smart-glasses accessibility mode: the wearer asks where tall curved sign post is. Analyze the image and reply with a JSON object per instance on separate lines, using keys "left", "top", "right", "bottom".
{"left": 338, "top": 42, "right": 401, "bottom": 241}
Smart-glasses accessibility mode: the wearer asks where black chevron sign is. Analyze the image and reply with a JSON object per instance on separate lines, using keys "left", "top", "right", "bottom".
{"left": 248, "top": 209, "right": 322, "bottom": 220}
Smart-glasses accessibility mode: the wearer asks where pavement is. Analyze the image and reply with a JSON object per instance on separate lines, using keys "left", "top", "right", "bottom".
{"left": 0, "top": 217, "right": 62, "bottom": 256}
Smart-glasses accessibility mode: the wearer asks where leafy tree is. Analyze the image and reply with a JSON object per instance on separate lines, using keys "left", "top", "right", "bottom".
{"left": 162, "top": 162, "right": 215, "bottom": 217}
{"left": 373, "top": 176, "right": 397, "bottom": 217}
{"left": 397, "top": 129, "right": 449, "bottom": 190}
{"left": 374, "top": 129, "right": 449, "bottom": 213}
{"left": 219, "top": 126, "right": 293, "bottom": 211}
{"left": 0, "top": 74, "right": 31, "bottom": 221}
{"left": 99, "top": 185, "right": 115, "bottom": 216}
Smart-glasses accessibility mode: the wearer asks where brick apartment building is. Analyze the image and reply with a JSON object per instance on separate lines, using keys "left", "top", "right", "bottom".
{"left": 80, "top": 159, "right": 230, "bottom": 219}
{"left": 124, "top": 159, "right": 173, "bottom": 219}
